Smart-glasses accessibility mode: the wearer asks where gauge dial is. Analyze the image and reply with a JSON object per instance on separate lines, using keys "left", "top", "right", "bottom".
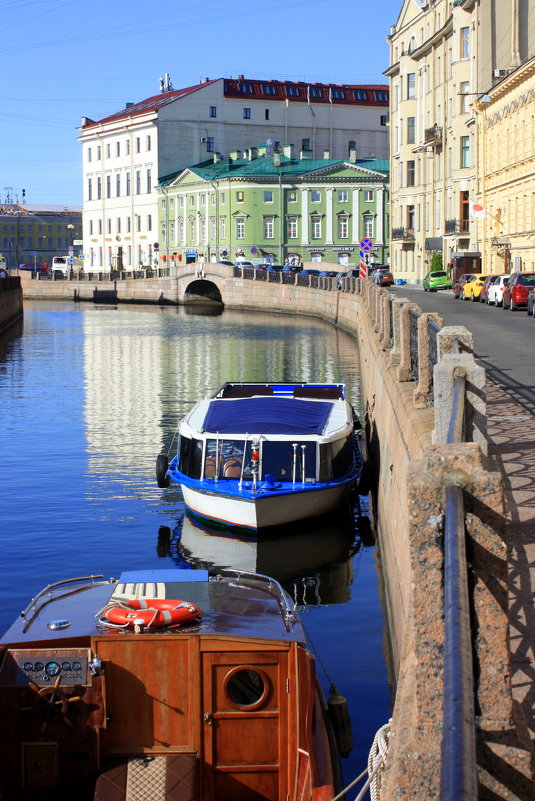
{"left": 45, "top": 661, "right": 61, "bottom": 677}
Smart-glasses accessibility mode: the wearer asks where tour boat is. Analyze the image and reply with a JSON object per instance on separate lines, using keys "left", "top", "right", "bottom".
{"left": 156, "top": 382, "right": 367, "bottom": 531}
{"left": 0, "top": 568, "right": 349, "bottom": 801}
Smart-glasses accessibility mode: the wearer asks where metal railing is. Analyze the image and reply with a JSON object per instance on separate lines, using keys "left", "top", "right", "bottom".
{"left": 441, "top": 373, "right": 478, "bottom": 801}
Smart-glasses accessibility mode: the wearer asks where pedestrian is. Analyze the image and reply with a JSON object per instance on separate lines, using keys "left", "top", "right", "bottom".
{"left": 0, "top": 267, "right": 6, "bottom": 278}
{"left": 373, "top": 269, "right": 381, "bottom": 285}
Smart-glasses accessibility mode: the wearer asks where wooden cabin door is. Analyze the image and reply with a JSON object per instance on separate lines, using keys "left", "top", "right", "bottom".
{"left": 201, "top": 649, "right": 289, "bottom": 801}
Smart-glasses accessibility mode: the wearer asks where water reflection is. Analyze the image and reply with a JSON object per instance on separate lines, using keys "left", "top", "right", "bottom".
{"left": 156, "top": 510, "right": 374, "bottom": 607}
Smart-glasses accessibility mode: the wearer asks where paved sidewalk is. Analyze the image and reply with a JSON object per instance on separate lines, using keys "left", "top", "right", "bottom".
{"left": 486, "top": 379, "right": 535, "bottom": 746}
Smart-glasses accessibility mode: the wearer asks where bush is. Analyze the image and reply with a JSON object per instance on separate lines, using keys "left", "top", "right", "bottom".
{"left": 431, "top": 252, "right": 443, "bottom": 272}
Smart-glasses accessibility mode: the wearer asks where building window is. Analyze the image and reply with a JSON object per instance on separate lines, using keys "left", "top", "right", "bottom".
{"left": 302, "top": 138, "right": 310, "bottom": 151}
{"left": 331, "top": 87, "right": 345, "bottom": 99}
{"left": 407, "top": 116, "right": 415, "bottom": 144}
{"left": 88, "top": 178, "right": 92, "bottom": 201}
{"left": 375, "top": 91, "right": 388, "bottom": 102}
{"left": 407, "top": 205, "right": 415, "bottom": 232}
{"left": 263, "top": 216, "right": 274, "bottom": 238}
{"left": 287, "top": 216, "right": 298, "bottom": 238}
{"left": 200, "top": 218, "right": 206, "bottom": 240}
{"left": 206, "top": 137, "right": 214, "bottom": 152}
{"left": 380, "top": 114, "right": 388, "bottom": 126}
{"left": 116, "top": 174, "right": 120, "bottom": 197}
{"left": 107, "top": 218, "right": 112, "bottom": 234}
{"left": 311, "top": 190, "right": 320, "bottom": 203}
{"left": 87, "top": 148, "right": 92, "bottom": 162}
{"left": 200, "top": 194, "right": 206, "bottom": 207}
{"left": 288, "top": 190, "right": 297, "bottom": 202}
{"left": 220, "top": 218, "right": 226, "bottom": 239}
{"left": 364, "top": 190, "right": 374, "bottom": 202}
{"left": 211, "top": 194, "right": 216, "bottom": 206}
{"left": 126, "top": 216, "right": 131, "bottom": 233}
{"left": 146, "top": 135, "right": 151, "bottom": 151}
{"left": 239, "top": 82, "right": 253, "bottom": 94}
{"left": 98, "top": 219, "right": 102, "bottom": 234}
{"left": 407, "top": 160, "right": 415, "bottom": 186}
{"left": 97, "top": 146, "right": 101, "bottom": 160}
{"left": 265, "top": 109, "right": 269, "bottom": 120}
{"left": 220, "top": 192, "right": 225, "bottom": 205}
{"left": 460, "top": 27, "right": 469, "bottom": 59}
{"left": 364, "top": 216, "right": 374, "bottom": 237}
{"left": 135, "top": 171, "right": 141, "bottom": 194}
{"left": 147, "top": 215, "right": 152, "bottom": 231}
{"left": 236, "top": 191, "right": 244, "bottom": 203}
{"left": 311, "top": 216, "right": 322, "bottom": 238}
{"left": 126, "top": 172, "right": 131, "bottom": 195}
{"left": 210, "top": 217, "right": 216, "bottom": 239}
{"left": 338, "top": 216, "right": 349, "bottom": 238}
{"left": 264, "top": 191, "right": 273, "bottom": 203}
{"left": 309, "top": 86, "right": 323, "bottom": 99}
{"left": 460, "top": 135, "right": 470, "bottom": 168}
{"left": 136, "top": 215, "right": 141, "bottom": 232}
{"left": 116, "top": 142, "right": 120, "bottom": 157}
{"left": 106, "top": 175, "right": 111, "bottom": 198}
{"left": 243, "top": 108, "right": 251, "bottom": 119}
{"left": 262, "top": 84, "right": 276, "bottom": 95}
{"left": 407, "top": 73, "right": 415, "bottom": 99}
{"left": 106, "top": 144, "right": 111, "bottom": 158}
{"left": 125, "top": 139, "right": 130, "bottom": 155}
{"left": 210, "top": 106, "right": 217, "bottom": 117}
{"left": 337, "top": 190, "right": 348, "bottom": 203}
{"left": 460, "top": 81, "right": 470, "bottom": 113}
{"left": 116, "top": 217, "right": 121, "bottom": 233}
{"left": 178, "top": 220, "right": 184, "bottom": 242}
{"left": 146, "top": 169, "right": 152, "bottom": 193}
{"left": 135, "top": 137, "right": 140, "bottom": 153}
{"left": 286, "top": 85, "right": 300, "bottom": 97}
{"left": 236, "top": 218, "right": 245, "bottom": 239}
{"left": 353, "top": 89, "right": 367, "bottom": 101}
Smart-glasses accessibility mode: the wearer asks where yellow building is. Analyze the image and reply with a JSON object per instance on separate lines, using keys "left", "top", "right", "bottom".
{"left": 475, "top": 56, "right": 535, "bottom": 275}
{"left": 386, "top": 0, "right": 535, "bottom": 283}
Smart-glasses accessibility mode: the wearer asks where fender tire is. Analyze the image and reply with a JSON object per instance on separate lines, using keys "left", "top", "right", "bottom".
{"left": 156, "top": 454, "right": 170, "bottom": 488}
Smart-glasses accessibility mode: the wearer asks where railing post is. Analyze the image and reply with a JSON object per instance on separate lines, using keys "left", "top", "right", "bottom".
{"left": 397, "top": 303, "right": 420, "bottom": 381}
{"left": 433, "top": 354, "right": 487, "bottom": 455}
{"left": 413, "top": 312, "right": 444, "bottom": 408}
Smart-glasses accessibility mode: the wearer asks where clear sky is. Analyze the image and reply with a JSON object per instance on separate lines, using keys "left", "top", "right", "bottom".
{"left": 0, "top": 0, "right": 403, "bottom": 207}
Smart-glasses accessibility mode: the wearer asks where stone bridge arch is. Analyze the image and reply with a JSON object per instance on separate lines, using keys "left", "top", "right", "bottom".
{"left": 176, "top": 262, "right": 234, "bottom": 306}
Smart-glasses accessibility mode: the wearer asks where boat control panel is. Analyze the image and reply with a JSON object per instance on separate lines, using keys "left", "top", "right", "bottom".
{"left": 0, "top": 648, "right": 91, "bottom": 687}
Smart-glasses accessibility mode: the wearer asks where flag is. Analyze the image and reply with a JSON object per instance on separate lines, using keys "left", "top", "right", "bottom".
{"left": 469, "top": 199, "right": 485, "bottom": 218}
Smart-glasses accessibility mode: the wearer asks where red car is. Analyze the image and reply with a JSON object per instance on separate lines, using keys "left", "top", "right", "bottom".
{"left": 501, "top": 271, "right": 535, "bottom": 310}
{"left": 479, "top": 275, "right": 500, "bottom": 303}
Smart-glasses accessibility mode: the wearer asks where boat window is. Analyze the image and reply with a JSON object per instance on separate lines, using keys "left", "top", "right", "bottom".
{"left": 178, "top": 435, "right": 203, "bottom": 479}
{"left": 205, "top": 439, "right": 254, "bottom": 479}
{"left": 225, "top": 667, "right": 268, "bottom": 707}
{"left": 261, "top": 441, "right": 316, "bottom": 482}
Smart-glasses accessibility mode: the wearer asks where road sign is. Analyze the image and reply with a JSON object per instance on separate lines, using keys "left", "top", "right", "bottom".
{"left": 68, "top": 257, "right": 74, "bottom": 265}
{"left": 153, "top": 242, "right": 159, "bottom": 250}
{"left": 360, "top": 238, "right": 374, "bottom": 252}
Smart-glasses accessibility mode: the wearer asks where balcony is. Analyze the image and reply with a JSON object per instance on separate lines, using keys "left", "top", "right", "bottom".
{"left": 444, "top": 219, "right": 470, "bottom": 235}
{"left": 392, "top": 227, "right": 415, "bottom": 242}
{"left": 424, "top": 124, "right": 443, "bottom": 146}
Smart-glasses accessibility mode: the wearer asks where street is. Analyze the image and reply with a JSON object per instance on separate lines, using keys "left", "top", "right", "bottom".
{"left": 387, "top": 284, "right": 535, "bottom": 414}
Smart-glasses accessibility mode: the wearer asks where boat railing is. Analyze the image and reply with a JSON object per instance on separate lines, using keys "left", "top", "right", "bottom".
{"left": 20, "top": 575, "right": 113, "bottom": 619}
{"left": 213, "top": 569, "right": 299, "bottom": 631}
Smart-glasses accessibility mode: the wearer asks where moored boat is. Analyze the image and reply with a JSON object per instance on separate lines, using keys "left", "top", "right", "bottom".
{"left": 0, "top": 568, "right": 349, "bottom": 801}
{"left": 157, "top": 381, "right": 367, "bottom": 531}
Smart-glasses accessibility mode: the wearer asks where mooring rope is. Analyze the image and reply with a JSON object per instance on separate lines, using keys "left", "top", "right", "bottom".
{"left": 329, "top": 719, "right": 391, "bottom": 801}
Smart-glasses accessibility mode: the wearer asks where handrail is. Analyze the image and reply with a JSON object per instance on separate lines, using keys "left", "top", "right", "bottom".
{"left": 441, "top": 372, "right": 478, "bottom": 801}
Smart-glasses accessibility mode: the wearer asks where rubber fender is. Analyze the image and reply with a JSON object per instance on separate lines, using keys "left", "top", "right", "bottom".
{"left": 156, "top": 453, "right": 170, "bottom": 488}
{"left": 328, "top": 685, "right": 353, "bottom": 758}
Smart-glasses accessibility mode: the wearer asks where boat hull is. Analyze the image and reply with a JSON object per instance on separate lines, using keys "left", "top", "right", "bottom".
{"left": 180, "top": 481, "right": 351, "bottom": 530}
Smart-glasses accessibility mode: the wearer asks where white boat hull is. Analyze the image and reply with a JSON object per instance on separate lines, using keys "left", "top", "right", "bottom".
{"left": 181, "top": 483, "right": 350, "bottom": 530}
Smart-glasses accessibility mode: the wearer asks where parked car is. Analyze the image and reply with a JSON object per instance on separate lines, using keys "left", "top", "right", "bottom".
{"left": 217, "top": 260, "right": 234, "bottom": 266}
{"left": 452, "top": 273, "right": 474, "bottom": 299}
{"left": 299, "top": 269, "right": 321, "bottom": 277}
{"left": 318, "top": 270, "right": 338, "bottom": 278}
{"left": 479, "top": 275, "right": 500, "bottom": 303}
{"left": 526, "top": 288, "right": 535, "bottom": 316}
{"left": 462, "top": 273, "right": 489, "bottom": 301}
{"left": 486, "top": 275, "right": 509, "bottom": 306}
{"left": 423, "top": 270, "right": 452, "bottom": 291}
{"left": 281, "top": 264, "right": 302, "bottom": 274}
{"left": 376, "top": 268, "right": 394, "bottom": 287}
{"left": 264, "top": 264, "right": 284, "bottom": 272}
{"left": 501, "top": 271, "right": 535, "bottom": 310}
{"left": 234, "top": 260, "right": 254, "bottom": 268}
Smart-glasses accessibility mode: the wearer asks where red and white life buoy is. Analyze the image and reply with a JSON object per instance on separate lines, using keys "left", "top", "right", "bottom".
{"left": 101, "top": 598, "right": 201, "bottom": 629}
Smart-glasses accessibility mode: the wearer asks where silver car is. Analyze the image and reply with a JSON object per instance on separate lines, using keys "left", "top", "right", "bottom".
{"left": 486, "top": 274, "right": 509, "bottom": 306}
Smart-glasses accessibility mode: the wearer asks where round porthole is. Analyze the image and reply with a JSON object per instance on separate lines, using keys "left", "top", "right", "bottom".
{"left": 224, "top": 666, "right": 269, "bottom": 709}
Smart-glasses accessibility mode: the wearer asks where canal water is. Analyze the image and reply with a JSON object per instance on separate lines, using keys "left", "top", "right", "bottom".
{"left": 0, "top": 300, "right": 392, "bottom": 790}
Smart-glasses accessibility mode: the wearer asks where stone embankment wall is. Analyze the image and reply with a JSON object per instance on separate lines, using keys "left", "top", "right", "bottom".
{"left": 14, "top": 265, "right": 534, "bottom": 798}
{"left": 0, "top": 276, "right": 23, "bottom": 333}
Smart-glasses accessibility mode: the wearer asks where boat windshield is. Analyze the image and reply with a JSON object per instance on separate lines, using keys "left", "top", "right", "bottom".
{"left": 205, "top": 439, "right": 317, "bottom": 482}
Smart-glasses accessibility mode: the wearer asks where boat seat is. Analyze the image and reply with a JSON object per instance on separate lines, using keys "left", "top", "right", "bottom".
{"left": 204, "top": 456, "right": 218, "bottom": 478}
{"left": 220, "top": 384, "right": 273, "bottom": 397}
{"left": 223, "top": 457, "right": 242, "bottom": 478}
{"left": 94, "top": 754, "right": 198, "bottom": 801}
{"left": 293, "top": 386, "right": 343, "bottom": 399}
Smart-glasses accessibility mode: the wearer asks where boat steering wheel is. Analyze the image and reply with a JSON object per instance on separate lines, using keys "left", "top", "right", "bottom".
{"left": 23, "top": 676, "right": 82, "bottom": 731}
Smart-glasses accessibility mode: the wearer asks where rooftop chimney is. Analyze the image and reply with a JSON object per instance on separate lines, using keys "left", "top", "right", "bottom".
{"left": 300, "top": 149, "right": 313, "bottom": 160}
{"left": 273, "top": 152, "right": 282, "bottom": 167}
{"left": 349, "top": 147, "right": 357, "bottom": 163}
{"left": 283, "top": 144, "right": 294, "bottom": 159}
{"left": 213, "top": 152, "right": 222, "bottom": 163}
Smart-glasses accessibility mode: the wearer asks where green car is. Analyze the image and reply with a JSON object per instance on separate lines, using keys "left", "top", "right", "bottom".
{"left": 423, "top": 270, "right": 453, "bottom": 291}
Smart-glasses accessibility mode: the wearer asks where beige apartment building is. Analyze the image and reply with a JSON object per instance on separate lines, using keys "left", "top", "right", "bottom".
{"left": 386, "top": 0, "right": 535, "bottom": 283}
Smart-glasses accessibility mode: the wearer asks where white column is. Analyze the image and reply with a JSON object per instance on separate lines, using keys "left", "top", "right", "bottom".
{"left": 301, "top": 189, "right": 309, "bottom": 245}
{"left": 352, "top": 188, "right": 360, "bottom": 243}
{"left": 325, "top": 188, "right": 333, "bottom": 244}
{"left": 376, "top": 186, "right": 384, "bottom": 243}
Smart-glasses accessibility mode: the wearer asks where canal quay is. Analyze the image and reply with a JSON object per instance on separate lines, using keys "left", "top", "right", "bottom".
{"left": 2, "top": 266, "right": 534, "bottom": 800}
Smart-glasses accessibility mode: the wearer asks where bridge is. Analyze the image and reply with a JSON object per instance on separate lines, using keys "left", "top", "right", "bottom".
{"left": 5, "top": 266, "right": 535, "bottom": 799}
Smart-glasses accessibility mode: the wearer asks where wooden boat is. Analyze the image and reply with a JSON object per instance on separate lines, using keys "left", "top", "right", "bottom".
{"left": 0, "top": 568, "right": 348, "bottom": 801}
{"left": 156, "top": 382, "right": 366, "bottom": 531}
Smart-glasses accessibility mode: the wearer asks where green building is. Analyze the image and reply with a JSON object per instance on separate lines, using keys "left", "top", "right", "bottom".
{"left": 158, "top": 145, "right": 389, "bottom": 267}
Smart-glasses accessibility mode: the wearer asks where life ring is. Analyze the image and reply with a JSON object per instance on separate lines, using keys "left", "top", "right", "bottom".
{"left": 101, "top": 598, "right": 201, "bottom": 629}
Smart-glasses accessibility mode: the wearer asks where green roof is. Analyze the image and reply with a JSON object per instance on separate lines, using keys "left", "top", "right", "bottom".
{"left": 159, "top": 152, "right": 389, "bottom": 187}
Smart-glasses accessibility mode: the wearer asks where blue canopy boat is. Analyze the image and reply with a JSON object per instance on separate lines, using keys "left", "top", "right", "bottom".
{"left": 156, "top": 382, "right": 366, "bottom": 531}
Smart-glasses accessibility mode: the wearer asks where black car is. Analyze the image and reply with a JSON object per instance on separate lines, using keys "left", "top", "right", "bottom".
{"left": 527, "top": 288, "right": 535, "bottom": 317}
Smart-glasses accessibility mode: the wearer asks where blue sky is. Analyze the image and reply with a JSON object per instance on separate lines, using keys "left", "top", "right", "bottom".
{"left": 0, "top": 0, "right": 403, "bottom": 206}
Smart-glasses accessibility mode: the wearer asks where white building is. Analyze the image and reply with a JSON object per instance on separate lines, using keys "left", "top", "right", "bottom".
{"left": 78, "top": 75, "right": 389, "bottom": 270}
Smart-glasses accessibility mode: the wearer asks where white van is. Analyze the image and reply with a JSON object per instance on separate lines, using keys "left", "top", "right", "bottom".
{"left": 51, "top": 256, "right": 69, "bottom": 277}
